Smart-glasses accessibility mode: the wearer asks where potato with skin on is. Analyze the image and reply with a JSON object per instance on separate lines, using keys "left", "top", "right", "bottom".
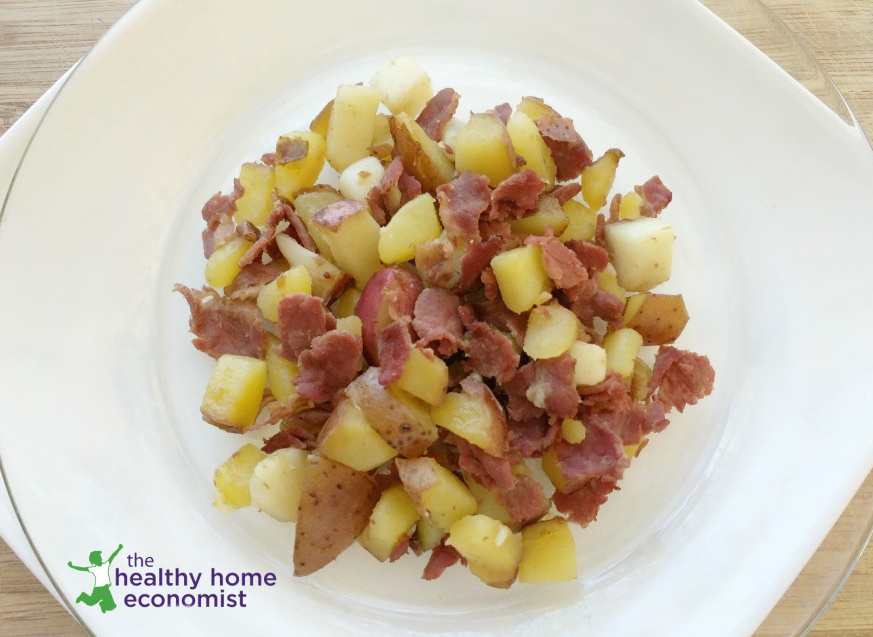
{"left": 623, "top": 293, "right": 690, "bottom": 345}
{"left": 378, "top": 193, "right": 443, "bottom": 264}
{"left": 518, "top": 518, "right": 577, "bottom": 583}
{"left": 346, "top": 367, "right": 439, "bottom": 457}
{"left": 316, "top": 397, "right": 398, "bottom": 472}
{"left": 446, "top": 514, "right": 523, "bottom": 588}
{"left": 393, "top": 346, "right": 449, "bottom": 406}
{"left": 396, "top": 457, "right": 478, "bottom": 532}
{"left": 275, "top": 233, "right": 348, "bottom": 301}
{"left": 274, "top": 131, "right": 326, "bottom": 201}
{"left": 604, "top": 217, "right": 676, "bottom": 292}
{"left": 580, "top": 148, "right": 624, "bottom": 211}
{"left": 213, "top": 443, "right": 267, "bottom": 512}
{"left": 326, "top": 84, "right": 381, "bottom": 172}
{"left": 234, "top": 162, "right": 275, "bottom": 226}
{"left": 201, "top": 354, "right": 267, "bottom": 433}
{"left": 490, "top": 243, "right": 552, "bottom": 314}
{"left": 523, "top": 303, "right": 579, "bottom": 360}
{"left": 389, "top": 113, "right": 455, "bottom": 193}
{"left": 293, "top": 454, "right": 380, "bottom": 576}
{"left": 312, "top": 199, "right": 382, "bottom": 286}
{"left": 505, "top": 110, "right": 556, "bottom": 186}
{"left": 452, "top": 112, "right": 518, "bottom": 187}
{"left": 248, "top": 447, "right": 308, "bottom": 523}
{"left": 358, "top": 483, "right": 421, "bottom": 562}
{"left": 430, "top": 377, "right": 509, "bottom": 457}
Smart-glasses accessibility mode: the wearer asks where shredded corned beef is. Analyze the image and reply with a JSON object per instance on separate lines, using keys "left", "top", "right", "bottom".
{"left": 527, "top": 232, "right": 588, "bottom": 289}
{"left": 416, "top": 87, "right": 460, "bottom": 141}
{"left": 637, "top": 176, "right": 673, "bottom": 217}
{"left": 200, "top": 189, "right": 238, "bottom": 258}
{"left": 458, "top": 236, "right": 504, "bottom": 292}
{"left": 536, "top": 114, "right": 593, "bottom": 181}
{"left": 648, "top": 345, "right": 715, "bottom": 412}
{"left": 278, "top": 293, "right": 335, "bottom": 361}
{"left": 412, "top": 287, "right": 465, "bottom": 356}
{"left": 526, "top": 354, "right": 579, "bottom": 419}
{"left": 224, "top": 259, "right": 287, "bottom": 301}
{"left": 490, "top": 169, "right": 545, "bottom": 220}
{"left": 463, "top": 317, "right": 519, "bottom": 384}
{"left": 508, "top": 415, "right": 560, "bottom": 457}
{"left": 436, "top": 171, "right": 491, "bottom": 241}
{"left": 422, "top": 543, "right": 462, "bottom": 581}
{"left": 552, "top": 478, "right": 618, "bottom": 526}
{"left": 174, "top": 284, "right": 265, "bottom": 359}
{"left": 377, "top": 318, "right": 413, "bottom": 386}
{"left": 295, "top": 330, "right": 362, "bottom": 404}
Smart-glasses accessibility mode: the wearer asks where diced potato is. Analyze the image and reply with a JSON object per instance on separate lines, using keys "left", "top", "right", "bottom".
{"left": 346, "top": 367, "right": 439, "bottom": 457}
{"left": 518, "top": 518, "right": 577, "bottom": 583}
{"left": 274, "top": 131, "right": 326, "bottom": 200}
{"left": 602, "top": 328, "right": 644, "bottom": 379}
{"left": 393, "top": 346, "right": 449, "bottom": 406}
{"left": 312, "top": 200, "right": 382, "bottom": 286}
{"left": 523, "top": 303, "right": 579, "bottom": 360}
{"left": 389, "top": 113, "right": 455, "bottom": 192}
{"left": 326, "top": 84, "right": 381, "bottom": 172}
{"left": 515, "top": 96, "right": 560, "bottom": 122}
{"left": 256, "top": 264, "right": 313, "bottom": 323}
{"left": 559, "top": 199, "right": 597, "bottom": 242}
{"left": 465, "top": 475, "right": 514, "bottom": 529}
{"left": 331, "top": 287, "right": 362, "bottom": 319}
{"left": 290, "top": 188, "right": 344, "bottom": 260}
{"left": 248, "top": 447, "right": 308, "bottom": 522}
{"left": 567, "top": 341, "right": 607, "bottom": 387}
{"left": 234, "top": 162, "right": 275, "bottom": 226}
{"left": 623, "top": 293, "right": 689, "bottom": 345}
{"left": 452, "top": 113, "right": 517, "bottom": 187}
{"left": 396, "top": 457, "right": 478, "bottom": 532}
{"left": 369, "top": 113, "right": 394, "bottom": 161}
{"left": 446, "top": 514, "right": 523, "bottom": 588}
{"left": 358, "top": 483, "right": 421, "bottom": 562}
{"left": 430, "top": 379, "right": 508, "bottom": 457}
{"left": 339, "top": 156, "right": 386, "bottom": 202}
{"left": 204, "top": 236, "right": 253, "bottom": 289}
{"left": 540, "top": 447, "right": 567, "bottom": 491}
{"left": 603, "top": 218, "right": 676, "bottom": 292}
{"left": 618, "top": 190, "right": 643, "bottom": 220}
{"left": 265, "top": 336, "right": 299, "bottom": 405}
{"left": 561, "top": 418, "right": 587, "bottom": 444}
{"left": 378, "top": 193, "right": 442, "bottom": 264}
{"left": 335, "top": 314, "right": 363, "bottom": 337}
{"left": 596, "top": 264, "right": 626, "bottom": 305}
{"left": 369, "top": 57, "right": 434, "bottom": 117}
{"left": 630, "top": 357, "right": 654, "bottom": 403}
{"left": 505, "top": 111, "right": 556, "bottom": 186}
{"left": 580, "top": 148, "right": 624, "bottom": 211}
{"left": 294, "top": 454, "right": 380, "bottom": 576}
{"left": 201, "top": 354, "right": 267, "bottom": 432}
{"left": 213, "top": 443, "right": 267, "bottom": 511}
{"left": 490, "top": 244, "right": 552, "bottom": 314}
{"left": 416, "top": 516, "right": 445, "bottom": 553}
{"left": 508, "top": 195, "right": 568, "bottom": 237}
{"left": 275, "top": 233, "right": 347, "bottom": 300}
{"left": 309, "top": 98, "right": 333, "bottom": 138}
{"left": 316, "top": 398, "right": 398, "bottom": 472}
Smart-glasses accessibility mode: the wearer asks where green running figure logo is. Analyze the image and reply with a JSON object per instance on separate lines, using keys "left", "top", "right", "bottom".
{"left": 68, "top": 544, "right": 123, "bottom": 613}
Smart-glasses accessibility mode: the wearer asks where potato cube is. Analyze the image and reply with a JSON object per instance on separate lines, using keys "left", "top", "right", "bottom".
{"left": 213, "top": 443, "right": 267, "bottom": 511}
{"left": 393, "top": 346, "right": 449, "bottom": 406}
{"left": 256, "top": 264, "right": 313, "bottom": 323}
{"left": 561, "top": 418, "right": 587, "bottom": 444}
{"left": 335, "top": 315, "right": 363, "bottom": 337}
{"left": 508, "top": 195, "right": 568, "bottom": 237}
{"left": 312, "top": 200, "right": 382, "bottom": 286}
{"left": 623, "top": 293, "right": 689, "bottom": 345}
{"left": 204, "top": 236, "right": 253, "bottom": 289}
{"left": 430, "top": 382, "right": 508, "bottom": 457}
{"left": 619, "top": 190, "right": 643, "bottom": 220}
{"left": 567, "top": 341, "right": 607, "bottom": 387}
{"left": 201, "top": 354, "right": 267, "bottom": 432}
{"left": 540, "top": 447, "right": 566, "bottom": 491}
{"left": 378, "top": 193, "right": 442, "bottom": 264}
{"left": 559, "top": 199, "right": 597, "bottom": 242}
{"left": 326, "top": 84, "right": 381, "bottom": 172}
{"left": 234, "top": 162, "right": 275, "bottom": 226}
{"left": 316, "top": 398, "right": 398, "bottom": 472}
{"left": 248, "top": 447, "right": 308, "bottom": 522}
{"left": 274, "top": 131, "right": 326, "bottom": 200}
{"left": 465, "top": 476, "right": 514, "bottom": 529}
{"left": 446, "top": 514, "right": 523, "bottom": 588}
{"left": 416, "top": 516, "right": 445, "bottom": 553}
{"left": 290, "top": 188, "right": 344, "bottom": 261}
{"left": 604, "top": 218, "right": 675, "bottom": 292}
{"left": 580, "top": 148, "right": 624, "bottom": 211}
{"left": 602, "top": 328, "right": 644, "bottom": 379}
{"left": 595, "top": 264, "right": 626, "bottom": 304}
{"left": 275, "top": 233, "right": 347, "bottom": 300}
{"left": 369, "top": 57, "right": 434, "bottom": 117}
{"left": 390, "top": 113, "right": 455, "bottom": 192}
{"left": 630, "top": 357, "right": 654, "bottom": 403}
{"left": 505, "top": 111, "right": 556, "bottom": 186}
{"left": 452, "top": 113, "right": 517, "bottom": 187}
{"left": 265, "top": 336, "right": 299, "bottom": 405}
{"left": 369, "top": 113, "right": 394, "bottom": 162}
{"left": 331, "top": 287, "right": 362, "bottom": 319}
{"left": 523, "top": 303, "right": 579, "bottom": 360}
{"left": 518, "top": 518, "right": 577, "bottom": 583}
{"left": 358, "top": 484, "right": 421, "bottom": 562}
{"left": 339, "top": 156, "right": 386, "bottom": 203}
{"left": 396, "top": 457, "right": 478, "bottom": 532}
{"left": 490, "top": 244, "right": 552, "bottom": 314}
{"left": 515, "top": 96, "right": 561, "bottom": 122}
{"left": 309, "top": 98, "right": 333, "bottom": 138}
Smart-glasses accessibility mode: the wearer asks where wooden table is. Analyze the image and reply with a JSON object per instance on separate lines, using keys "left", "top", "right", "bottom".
{"left": 0, "top": 1, "right": 871, "bottom": 635}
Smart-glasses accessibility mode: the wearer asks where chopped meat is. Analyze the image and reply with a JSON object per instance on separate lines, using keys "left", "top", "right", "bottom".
{"left": 525, "top": 354, "right": 579, "bottom": 419}
{"left": 536, "top": 114, "right": 593, "bottom": 181}
{"left": 507, "top": 415, "right": 560, "bottom": 457}
{"left": 436, "top": 171, "right": 491, "bottom": 241}
{"left": 261, "top": 426, "right": 317, "bottom": 453}
{"left": 496, "top": 474, "right": 550, "bottom": 526}
{"left": 636, "top": 176, "right": 673, "bottom": 217}
{"left": 503, "top": 362, "right": 545, "bottom": 422}
{"left": 416, "top": 87, "right": 460, "bottom": 140}
{"left": 552, "top": 478, "right": 618, "bottom": 526}
{"left": 552, "top": 419, "right": 628, "bottom": 491}
{"left": 454, "top": 436, "right": 515, "bottom": 490}
{"left": 200, "top": 186, "right": 239, "bottom": 258}
{"left": 490, "top": 169, "right": 545, "bottom": 220}
{"left": 648, "top": 346, "right": 715, "bottom": 412}
{"left": 224, "top": 258, "right": 287, "bottom": 301}
{"left": 412, "top": 287, "right": 465, "bottom": 356}
{"left": 388, "top": 535, "right": 411, "bottom": 562}
{"left": 238, "top": 202, "right": 289, "bottom": 267}
{"left": 464, "top": 318, "right": 519, "bottom": 384}
{"left": 311, "top": 199, "right": 366, "bottom": 231}
{"left": 564, "top": 240, "right": 610, "bottom": 273}
{"left": 277, "top": 293, "right": 333, "bottom": 361}
{"left": 422, "top": 543, "right": 462, "bottom": 580}
{"left": 174, "top": 284, "right": 265, "bottom": 359}
{"left": 414, "top": 235, "right": 461, "bottom": 289}
{"left": 295, "top": 330, "right": 362, "bottom": 404}
{"left": 527, "top": 232, "right": 587, "bottom": 289}
{"left": 458, "top": 236, "right": 504, "bottom": 292}
{"left": 377, "top": 317, "right": 413, "bottom": 386}
{"left": 550, "top": 182, "right": 582, "bottom": 206}
{"left": 489, "top": 102, "right": 512, "bottom": 125}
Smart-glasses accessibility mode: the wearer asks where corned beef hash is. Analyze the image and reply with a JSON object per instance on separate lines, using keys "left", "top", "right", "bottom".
{"left": 175, "top": 58, "right": 715, "bottom": 587}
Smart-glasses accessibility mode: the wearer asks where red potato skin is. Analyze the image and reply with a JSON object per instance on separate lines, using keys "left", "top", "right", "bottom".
{"left": 355, "top": 266, "right": 423, "bottom": 365}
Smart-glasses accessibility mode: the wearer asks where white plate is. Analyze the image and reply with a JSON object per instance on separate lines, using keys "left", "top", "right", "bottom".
{"left": 2, "top": 0, "right": 872, "bottom": 635}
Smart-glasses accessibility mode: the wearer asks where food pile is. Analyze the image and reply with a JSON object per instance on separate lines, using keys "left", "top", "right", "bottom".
{"left": 175, "top": 58, "right": 715, "bottom": 588}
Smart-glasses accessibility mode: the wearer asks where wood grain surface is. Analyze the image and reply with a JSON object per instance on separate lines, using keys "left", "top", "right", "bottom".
{"left": 0, "top": 1, "right": 871, "bottom": 636}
